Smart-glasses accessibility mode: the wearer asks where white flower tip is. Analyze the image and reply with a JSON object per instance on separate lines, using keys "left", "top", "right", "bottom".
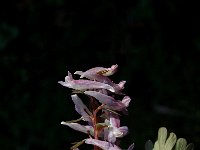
{"left": 61, "top": 121, "right": 66, "bottom": 125}
{"left": 58, "top": 81, "right": 62, "bottom": 84}
{"left": 67, "top": 71, "right": 73, "bottom": 80}
{"left": 118, "top": 80, "right": 126, "bottom": 88}
{"left": 71, "top": 94, "right": 78, "bottom": 98}
{"left": 111, "top": 64, "right": 118, "bottom": 70}
{"left": 58, "top": 81, "right": 65, "bottom": 85}
{"left": 109, "top": 88, "right": 115, "bottom": 92}
{"left": 122, "top": 96, "right": 131, "bottom": 107}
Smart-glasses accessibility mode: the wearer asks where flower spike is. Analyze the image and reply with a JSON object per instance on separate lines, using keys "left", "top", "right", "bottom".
{"left": 59, "top": 65, "right": 133, "bottom": 149}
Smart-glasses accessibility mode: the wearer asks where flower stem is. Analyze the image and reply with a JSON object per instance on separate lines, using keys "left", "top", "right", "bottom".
{"left": 92, "top": 104, "right": 105, "bottom": 150}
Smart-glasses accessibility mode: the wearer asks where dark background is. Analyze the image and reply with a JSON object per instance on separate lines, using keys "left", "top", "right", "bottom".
{"left": 0, "top": 0, "right": 200, "bottom": 149}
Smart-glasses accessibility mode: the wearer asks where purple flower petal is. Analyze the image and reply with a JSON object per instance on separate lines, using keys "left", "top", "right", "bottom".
{"left": 84, "top": 91, "right": 116, "bottom": 105}
{"left": 118, "top": 126, "right": 128, "bottom": 137}
{"left": 112, "top": 80, "right": 126, "bottom": 95}
{"left": 75, "top": 66, "right": 125, "bottom": 94}
{"left": 75, "top": 64, "right": 118, "bottom": 78}
{"left": 107, "top": 114, "right": 128, "bottom": 142}
{"left": 85, "top": 138, "right": 121, "bottom": 150}
{"left": 107, "top": 128, "right": 117, "bottom": 143}
{"left": 106, "top": 126, "right": 128, "bottom": 142}
{"left": 109, "top": 113, "right": 120, "bottom": 127}
{"left": 71, "top": 94, "right": 92, "bottom": 122}
{"left": 97, "top": 64, "right": 118, "bottom": 76}
{"left": 58, "top": 71, "right": 115, "bottom": 92}
{"left": 75, "top": 71, "right": 112, "bottom": 83}
{"left": 84, "top": 91, "right": 130, "bottom": 111}
{"left": 103, "top": 113, "right": 128, "bottom": 143}
{"left": 61, "top": 122, "right": 94, "bottom": 135}
{"left": 121, "top": 96, "right": 131, "bottom": 107}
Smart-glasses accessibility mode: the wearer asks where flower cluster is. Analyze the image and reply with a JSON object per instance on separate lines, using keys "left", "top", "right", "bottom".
{"left": 59, "top": 65, "right": 134, "bottom": 150}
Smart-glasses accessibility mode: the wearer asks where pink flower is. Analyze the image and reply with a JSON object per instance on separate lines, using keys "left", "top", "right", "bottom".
{"left": 71, "top": 94, "right": 92, "bottom": 123}
{"left": 84, "top": 91, "right": 131, "bottom": 111}
{"left": 85, "top": 138, "right": 134, "bottom": 150}
{"left": 75, "top": 64, "right": 118, "bottom": 78}
{"left": 58, "top": 71, "right": 115, "bottom": 92}
{"left": 59, "top": 65, "right": 134, "bottom": 149}
{"left": 75, "top": 65, "right": 125, "bottom": 94}
{"left": 104, "top": 113, "right": 128, "bottom": 143}
{"left": 85, "top": 138, "right": 121, "bottom": 150}
{"left": 61, "top": 122, "right": 94, "bottom": 136}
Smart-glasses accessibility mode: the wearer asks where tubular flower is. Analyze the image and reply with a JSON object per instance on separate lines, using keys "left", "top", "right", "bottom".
{"left": 58, "top": 71, "right": 115, "bottom": 92}
{"left": 104, "top": 113, "right": 128, "bottom": 143}
{"left": 84, "top": 91, "right": 131, "bottom": 111}
{"left": 71, "top": 94, "right": 92, "bottom": 123}
{"left": 85, "top": 138, "right": 134, "bottom": 150}
{"left": 75, "top": 65, "right": 125, "bottom": 94}
{"left": 61, "top": 122, "right": 94, "bottom": 136}
{"left": 74, "top": 64, "right": 118, "bottom": 78}
{"left": 59, "top": 65, "right": 134, "bottom": 149}
{"left": 85, "top": 138, "right": 121, "bottom": 150}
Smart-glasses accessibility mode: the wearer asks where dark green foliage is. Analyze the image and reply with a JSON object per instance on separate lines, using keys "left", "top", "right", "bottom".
{"left": 0, "top": 23, "right": 19, "bottom": 49}
{"left": 0, "top": 0, "right": 200, "bottom": 149}
{"left": 145, "top": 140, "right": 154, "bottom": 150}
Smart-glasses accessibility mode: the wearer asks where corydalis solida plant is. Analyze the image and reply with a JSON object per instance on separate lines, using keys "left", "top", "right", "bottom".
{"left": 59, "top": 65, "right": 134, "bottom": 150}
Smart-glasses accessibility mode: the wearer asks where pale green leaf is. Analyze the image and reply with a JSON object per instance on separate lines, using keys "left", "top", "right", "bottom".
{"left": 158, "top": 127, "right": 167, "bottom": 149}
{"left": 175, "top": 138, "right": 187, "bottom": 150}
{"left": 165, "top": 133, "right": 177, "bottom": 150}
{"left": 153, "top": 141, "right": 159, "bottom": 150}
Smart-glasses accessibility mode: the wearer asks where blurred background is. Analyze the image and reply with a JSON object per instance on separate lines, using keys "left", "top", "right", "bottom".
{"left": 0, "top": 0, "right": 200, "bottom": 149}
